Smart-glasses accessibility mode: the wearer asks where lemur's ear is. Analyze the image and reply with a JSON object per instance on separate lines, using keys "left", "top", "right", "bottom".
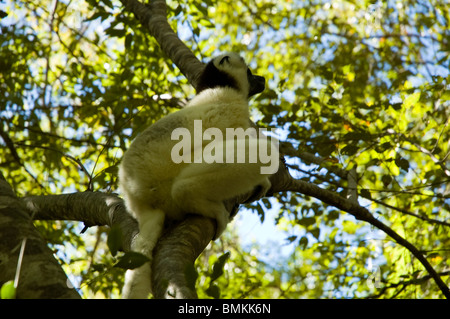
{"left": 219, "top": 56, "right": 230, "bottom": 65}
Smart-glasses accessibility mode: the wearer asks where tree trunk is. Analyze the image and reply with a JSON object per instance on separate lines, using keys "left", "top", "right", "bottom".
{"left": 0, "top": 173, "right": 80, "bottom": 299}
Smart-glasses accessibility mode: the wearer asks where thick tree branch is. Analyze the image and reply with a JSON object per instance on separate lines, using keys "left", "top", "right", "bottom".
{"left": 152, "top": 215, "right": 215, "bottom": 299}
{"left": 23, "top": 192, "right": 138, "bottom": 252}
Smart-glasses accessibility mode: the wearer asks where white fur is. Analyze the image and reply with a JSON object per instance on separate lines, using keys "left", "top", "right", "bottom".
{"left": 119, "top": 53, "right": 274, "bottom": 298}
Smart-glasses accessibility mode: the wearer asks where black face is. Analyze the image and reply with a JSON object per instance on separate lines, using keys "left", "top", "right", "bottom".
{"left": 196, "top": 59, "right": 266, "bottom": 98}
{"left": 247, "top": 68, "right": 265, "bottom": 98}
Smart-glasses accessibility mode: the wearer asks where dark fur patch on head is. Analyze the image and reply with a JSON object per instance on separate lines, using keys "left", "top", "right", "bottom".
{"left": 247, "top": 69, "right": 265, "bottom": 97}
{"left": 196, "top": 61, "right": 239, "bottom": 93}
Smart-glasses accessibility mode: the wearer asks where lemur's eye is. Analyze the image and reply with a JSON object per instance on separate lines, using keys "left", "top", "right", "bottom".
{"left": 219, "top": 56, "right": 230, "bottom": 65}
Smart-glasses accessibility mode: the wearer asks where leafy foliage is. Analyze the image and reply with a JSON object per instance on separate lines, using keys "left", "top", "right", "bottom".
{"left": 1, "top": 0, "right": 449, "bottom": 298}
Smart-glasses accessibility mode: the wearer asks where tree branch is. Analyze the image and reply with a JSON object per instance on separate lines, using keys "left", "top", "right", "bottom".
{"left": 364, "top": 195, "right": 450, "bottom": 228}
{"left": 288, "top": 178, "right": 450, "bottom": 299}
{"left": 23, "top": 192, "right": 138, "bottom": 252}
{"left": 152, "top": 215, "right": 215, "bottom": 299}
{"left": 367, "top": 271, "right": 450, "bottom": 299}
{"left": 279, "top": 141, "right": 349, "bottom": 179}
{"left": 120, "top": 0, "right": 205, "bottom": 88}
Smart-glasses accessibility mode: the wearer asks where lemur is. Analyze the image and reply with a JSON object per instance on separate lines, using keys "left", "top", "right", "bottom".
{"left": 119, "top": 53, "right": 278, "bottom": 298}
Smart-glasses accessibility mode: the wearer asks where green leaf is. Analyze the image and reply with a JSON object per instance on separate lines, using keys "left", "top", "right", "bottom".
{"left": 102, "top": 0, "right": 114, "bottom": 9}
{"left": 342, "top": 144, "right": 359, "bottom": 156}
{"left": 382, "top": 175, "right": 392, "bottom": 187}
{"left": 395, "top": 156, "right": 410, "bottom": 172}
{"left": 113, "top": 252, "right": 150, "bottom": 270}
{"left": 125, "top": 33, "right": 133, "bottom": 50}
{"left": 299, "top": 236, "right": 308, "bottom": 249}
{"left": 403, "top": 92, "right": 421, "bottom": 108}
{"left": 342, "top": 220, "right": 358, "bottom": 235}
{"left": 205, "top": 283, "right": 220, "bottom": 299}
{"left": 343, "top": 132, "right": 372, "bottom": 142}
{"left": 299, "top": 216, "right": 316, "bottom": 227}
{"left": 104, "top": 27, "right": 126, "bottom": 38}
{"left": 360, "top": 188, "right": 372, "bottom": 200}
{"left": 1, "top": 280, "right": 16, "bottom": 299}
{"left": 328, "top": 210, "right": 340, "bottom": 220}
{"left": 107, "top": 224, "right": 123, "bottom": 256}
{"left": 210, "top": 252, "right": 230, "bottom": 282}
{"left": 91, "top": 263, "right": 107, "bottom": 272}
{"left": 375, "top": 142, "right": 392, "bottom": 153}
{"left": 286, "top": 235, "right": 297, "bottom": 243}
{"left": 310, "top": 228, "right": 321, "bottom": 240}
{"left": 441, "top": 90, "right": 450, "bottom": 101}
